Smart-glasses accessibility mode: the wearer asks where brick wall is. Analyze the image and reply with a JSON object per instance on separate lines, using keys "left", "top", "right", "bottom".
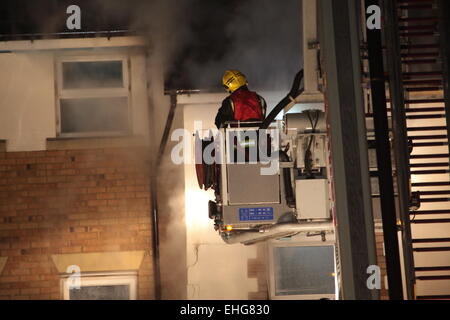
{"left": 247, "top": 243, "right": 268, "bottom": 300}
{"left": 375, "top": 230, "right": 389, "bottom": 300}
{"left": 0, "top": 147, "right": 154, "bottom": 300}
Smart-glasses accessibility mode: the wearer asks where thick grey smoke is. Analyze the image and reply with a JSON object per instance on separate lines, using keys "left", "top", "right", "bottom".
{"left": 3, "top": 0, "right": 301, "bottom": 91}
{"left": 179, "top": 0, "right": 302, "bottom": 91}
{"left": 101, "top": 0, "right": 302, "bottom": 91}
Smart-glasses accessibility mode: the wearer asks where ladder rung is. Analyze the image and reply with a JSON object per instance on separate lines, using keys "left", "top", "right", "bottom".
{"left": 411, "top": 169, "right": 450, "bottom": 175}
{"left": 399, "top": 31, "right": 437, "bottom": 37}
{"left": 405, "top": 86, "right": 441, "bottom": 91}
{"left": 419, "top": 190, "right": 450, "bottom": 195}
{"left": 404, "top": 99, "right": 445, "bottom": 104}
{"left": 405, "top": 107, "right": 445, "bottom": 112}
{"left": 407, "top": 126, "right": 447, "bottom": 132}
{"left": 411, "top": 219, "right": 450, "bottom": 224}
{"left": 416, "top": 275, "right": 450, "bottom": 281}
{"left": 397, "top": 0, "right": 434, "bottom": 3}
{"left": 403, "top": 72, "right": 442, "bottom": 78}
{"left": 407, "top": 114, "right": 446, "bottom": 119}
{"left": 400, "top": 18, "right": 438, "bottom": 23}
{"left": 410, "top": 154, "right": 449, "bottom": 159}
{"left": 403, "top": 79, "right": 442, "bottom": 85}
{"left": 410, "top": 209, "right": 450, "bottom": 214}
{"left": 410, "top": 162, "right": 449, "bottom": 168}
{"left": 399, "top": 31, "right": 439, "bottom": 38}
{"left": 412, "top": 142, "right": 448, "bottom": 147}
{"left": 420, "top": 197, "right": 450, "bottom": 203}
{"left": 414, "top": 246, "right": 450, "bottom": 252}
{"left": 416, "top": 295, "right": 450, "bottom": 300}
{"left": 408, "top": 134, "right": 447, "bottom": 139}
{"left": 401, "top": 43, "right": 440, "bottom": 49}
{"left": 412, "top": 181, "right": 450, "bottom": 187}
{"left": 413, "top": 239, "right": 450, "bottom": 244}
{"left": 416, "top": 267, "right": 450, "bottom": 272}
{"left": 398, "top": 4, "right": 434, "bottom": 9}
{"left": 401, "top": 52, "right": 440, "bottom": 58}
{"left": 399, "top": 24, "right": 437, "bottom": 31}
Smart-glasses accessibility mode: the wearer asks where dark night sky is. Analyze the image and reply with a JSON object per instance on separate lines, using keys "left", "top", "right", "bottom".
{"left": 0, "top": 0, "right": 302, "bottom": 91}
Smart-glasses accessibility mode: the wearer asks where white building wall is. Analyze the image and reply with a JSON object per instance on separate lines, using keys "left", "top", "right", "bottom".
{"left": 178, "top": 90, "right": 296, "bottom": 299}
{"left": 0, "top": 37, "right": 150, "bottom": 152}
{"left": 0, "top": 52, "right": 56, "bottom": 151}
{"left": 181, "top": 96, "right": 259, "bottom": 300}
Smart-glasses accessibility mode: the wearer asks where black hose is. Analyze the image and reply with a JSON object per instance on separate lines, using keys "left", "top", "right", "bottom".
{"left": 157, "top": 93, "right": 178, "bottom": 168}
{"left": 259, "top": 70, "right": 304, "bottom": 130}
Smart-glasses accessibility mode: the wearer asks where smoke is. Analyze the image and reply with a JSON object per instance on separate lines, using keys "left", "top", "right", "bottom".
{"left": 91, "top": 0, "right": 301, "bottom": 91}
{"left": 165, "top": 0, "right": 302, "bottom": 91}
{"left": 2, "top": 0, "right": 301, "bottom": 90}
{"left": 175, "top": 0, "right": 302, "bottom": 91}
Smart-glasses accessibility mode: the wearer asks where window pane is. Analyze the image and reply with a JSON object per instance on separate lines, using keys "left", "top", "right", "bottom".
{"left": 60, "top": 97, "right": 128, "bottom": 134}
{"left": 62, "top": 61, "right": 123, "bottom": 89}
{"left": 274, "top": 246, "right": 335, "bottom": 296}
{"left": 70, "top": 285, "right": 130, "bottom": 300}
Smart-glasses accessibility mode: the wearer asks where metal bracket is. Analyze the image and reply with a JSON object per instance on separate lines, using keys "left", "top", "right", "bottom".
{"left": 308, "top": 40, "right": 320, "bottom": 50}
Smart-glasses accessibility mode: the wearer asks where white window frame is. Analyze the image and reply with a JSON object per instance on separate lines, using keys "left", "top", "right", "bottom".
{"left": 55, "top": 55, "right": 131, "bottom": 138}
{"left": 61, "top": 271, "right": 137, "bottom": 300}
{"left": 267, "top": 240, "right": 338, "bottom": 300}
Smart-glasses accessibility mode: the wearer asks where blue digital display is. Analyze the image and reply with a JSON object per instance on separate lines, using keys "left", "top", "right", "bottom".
{"left": 239, "top": 207, "right": 274, "bottom": 221}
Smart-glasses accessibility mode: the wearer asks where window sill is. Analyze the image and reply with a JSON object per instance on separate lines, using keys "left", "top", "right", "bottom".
{"left": 51, "top": 251, "right": 146, "bottom": 274}
{"left": 46, "top": 135, "right": 148, "bottom": 150}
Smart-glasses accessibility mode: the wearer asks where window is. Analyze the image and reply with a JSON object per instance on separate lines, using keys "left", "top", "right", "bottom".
{"left": 268, "top": 242, "right": 337, "bottom": 300}
{"left": 62, "top": 272, "right": 137, "bottom": 300}
{"left": 56, "top": 56, "right": 130, "bottom": 137}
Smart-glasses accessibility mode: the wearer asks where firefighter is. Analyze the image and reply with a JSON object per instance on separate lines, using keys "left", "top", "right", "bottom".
{"left": 215, "top": 70, "right": 267, "bottom": 129}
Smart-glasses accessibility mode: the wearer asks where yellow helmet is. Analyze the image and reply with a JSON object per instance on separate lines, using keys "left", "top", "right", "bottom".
{"left": 222, "top": 70, "right": 247, "bottom": 93}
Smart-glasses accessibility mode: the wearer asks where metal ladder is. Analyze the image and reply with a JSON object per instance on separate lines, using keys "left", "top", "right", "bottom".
{"left": 390, "top": 0, "right": 450, "bottom": 300}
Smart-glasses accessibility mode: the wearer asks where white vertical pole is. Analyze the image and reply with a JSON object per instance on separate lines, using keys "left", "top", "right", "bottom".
{"left": 302, "top": 0, "right": 320, "bottom": 94}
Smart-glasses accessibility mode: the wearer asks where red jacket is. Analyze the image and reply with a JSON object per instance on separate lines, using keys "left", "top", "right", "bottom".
{"left": 230, "top": 88, "right": 265, "bottom": 121}
{"left": 215, "top": 87, "right": 266, "bottom": 128}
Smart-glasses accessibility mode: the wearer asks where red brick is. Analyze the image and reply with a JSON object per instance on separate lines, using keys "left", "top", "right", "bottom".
{"left": 10, "top": 269, "right": 30, "bottom": 276}
{"left": 40, "top": 287, "right": 59, "bottom": 294}
{"left": 87, "top": 199, "right": 107, "bottom": 207}
{"left": 20, "top": 275, "right": 41, "bottom": 282}
{"left": 45, "top": 151, "right": 66, "bottom": 157}
{"left": 0, "top": 276, "right": 20, "bottom": 283}
{"left": 27, "top": 177, "right": 46, "bottom": 184}
{"left": 75, "top": 233, "right": 98, "bottom": 240}
{"left": 60, "top": 246, "right": 82, "bottom": 254}
{"left": 96, "top": 193, "right": 116, "bottom": 200}
{"left": 31, "top": 241, "right": 51, "bottom": 248}
{"left": 0, "top": 148, "right": 153, "bottom": 299}
{"left": 0, "top": 289, "right": 20, "bottom": 296}
{"left": 96, "top": 168, "right": 116, "bottom": 174}
{"left": 68, "top": 214, "right": 89, "bottom": 220}
{"left": 46, "top": 163, "right": 64, "bottom": 170}
{"left": 20, "top": 288, "right": 40, "bottom": 295}
{"left": 87, "top": 187, "right": 106, "bottom": 194}
{"left": 0, "top": 159, "right": 16, "bottom": 165}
